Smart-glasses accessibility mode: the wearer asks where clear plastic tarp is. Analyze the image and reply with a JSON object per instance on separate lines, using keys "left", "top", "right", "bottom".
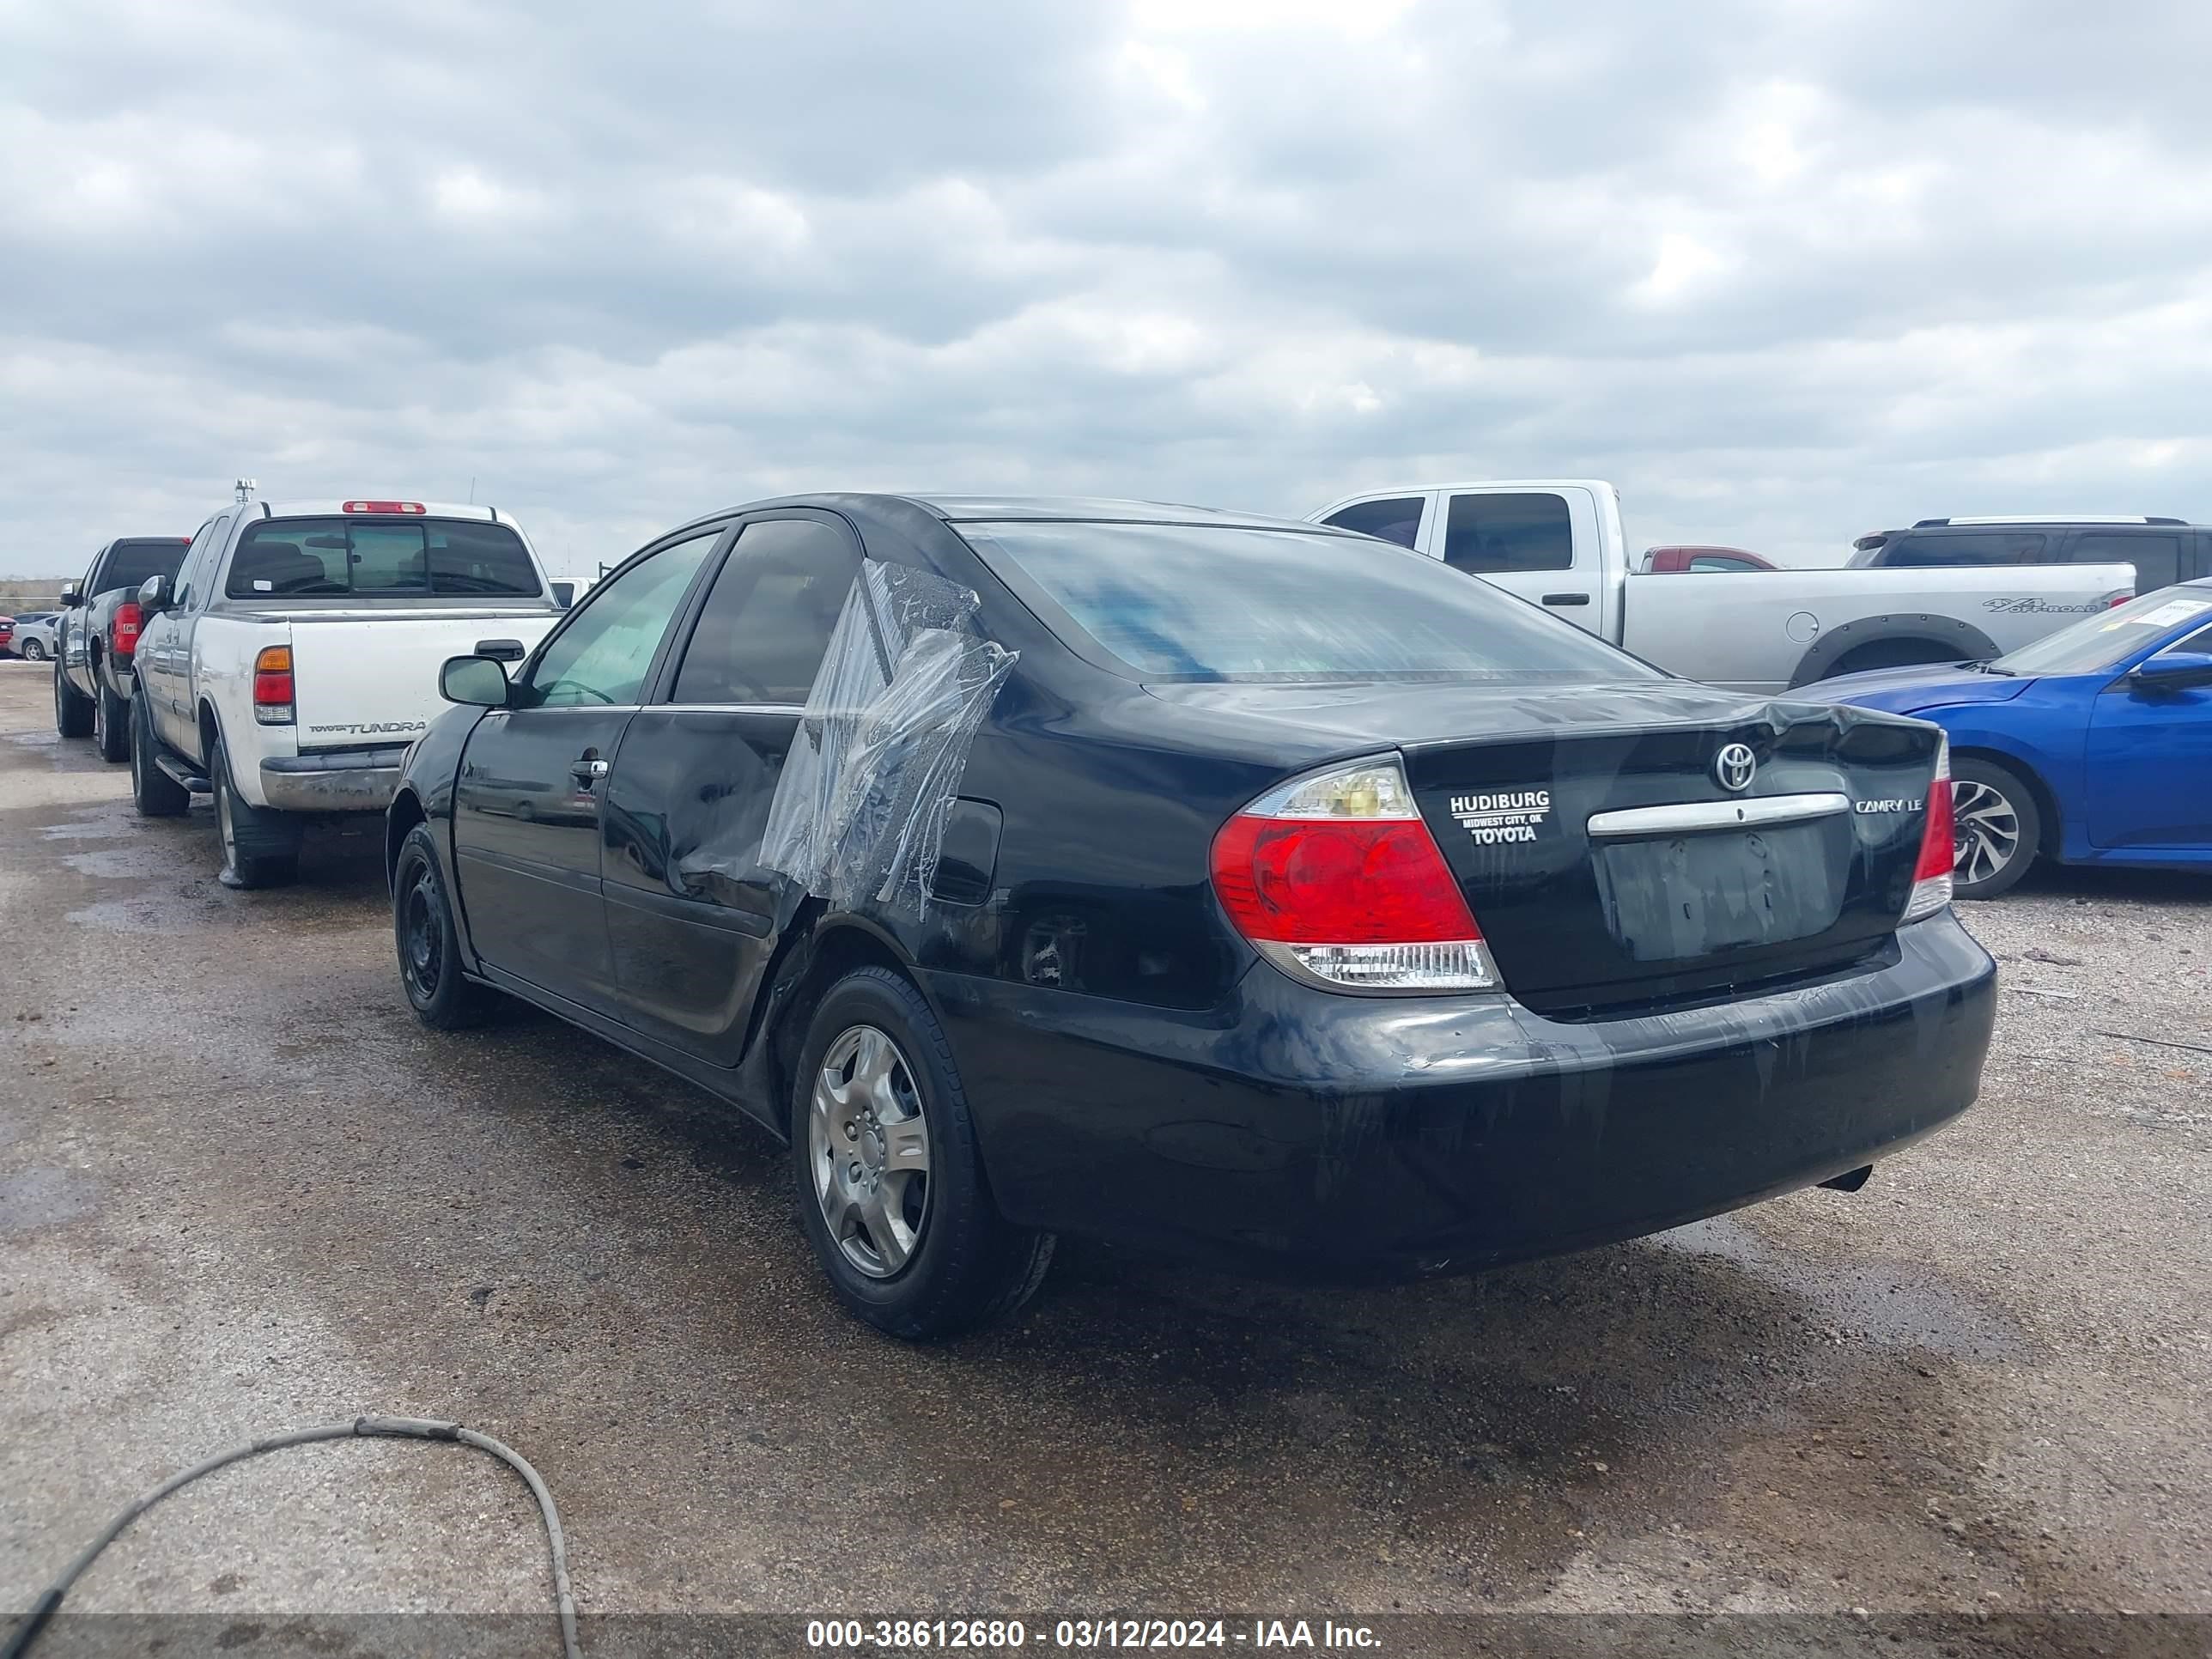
{"left": 759, "top": 560, "right": 1015, "bottom": 911}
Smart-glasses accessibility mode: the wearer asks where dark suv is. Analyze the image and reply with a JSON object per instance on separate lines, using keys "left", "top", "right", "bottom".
{"left": 1849, "top": 517, "right": 2212, "bottom": 598}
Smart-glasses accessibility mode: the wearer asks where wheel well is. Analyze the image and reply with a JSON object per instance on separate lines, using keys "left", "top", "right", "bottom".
{"left": 198, "top": 702, "right": 222, "bottom": 769}
{"left": 1953, "top": 747, "right": 2062, "bottom": 857}
{"left": 1826, "top": 637, "right": 1959, "bottom": 675}
{"left": 760, "top": 919, "right": 916, "bottom": 1128}
{"left": 386, "top": 790, "right": 427, "bottom": 884}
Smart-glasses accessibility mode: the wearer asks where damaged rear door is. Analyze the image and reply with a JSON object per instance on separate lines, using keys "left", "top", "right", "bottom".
{"left": 602, "top": 513, "right": 864, "bottom": 1061}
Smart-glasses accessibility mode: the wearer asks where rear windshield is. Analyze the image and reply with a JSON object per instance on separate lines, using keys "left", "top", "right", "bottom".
{"left": 963, "top": 520, "right": 1662, "bottom": 684}
{"left": 226, "top": 518, "right": 541, "bottom": 599}
{"left": 98, "top": 539, "right": 188, "bottom": 592}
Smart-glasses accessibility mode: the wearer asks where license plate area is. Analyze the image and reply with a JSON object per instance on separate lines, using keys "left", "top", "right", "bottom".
{"left": 1593, "top": 823, "right": 1845, "bottom": 963}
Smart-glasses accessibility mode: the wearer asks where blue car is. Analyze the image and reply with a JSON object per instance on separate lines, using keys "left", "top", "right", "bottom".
{"left": 1809, "top": 580, "right": 2212, "bottom": 897}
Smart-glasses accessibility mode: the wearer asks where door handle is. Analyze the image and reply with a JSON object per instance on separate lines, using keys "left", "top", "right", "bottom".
{"left": 570, "top": 757, "right": 610, "bottom": 783}
{"left": 475, "top": 638, "right": 526, "bottom": 661}
{"left": 1541, "top": 592, "right": 1592, "bottom": 607}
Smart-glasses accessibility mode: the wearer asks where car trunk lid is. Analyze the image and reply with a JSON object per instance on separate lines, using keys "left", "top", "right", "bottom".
{"left": 1150, "top": 679, "right": 1943, "bottom": 1016}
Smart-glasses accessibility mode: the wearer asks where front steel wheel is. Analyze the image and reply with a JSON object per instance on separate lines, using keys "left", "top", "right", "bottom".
{"left": 808, "top": 1024, "right": 933, "bottom": 1278}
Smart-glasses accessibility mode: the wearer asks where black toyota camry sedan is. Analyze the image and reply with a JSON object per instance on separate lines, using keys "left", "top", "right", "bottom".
{"left": 387, "top": 495, "right": 1996, "bottom": 1339}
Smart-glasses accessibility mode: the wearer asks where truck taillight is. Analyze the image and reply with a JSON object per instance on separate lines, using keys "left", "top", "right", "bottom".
{"left": 253, "top": 645, "right": 295, "bottom": 726}
{"left": 111, "top": 602, "right": 142, "bottom": 660}
{"left": 2106, "top": 589, "right": 2136, "bottom": 609}
{"left": 1902, "top": 733, "right": 1954, "bottom": 923}
{"left": 1210, "top": 756, "right": 1499, "bottom": 994}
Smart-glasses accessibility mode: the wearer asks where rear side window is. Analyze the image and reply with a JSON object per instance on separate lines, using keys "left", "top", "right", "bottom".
{"left": 672, "top": 518, "right": 863, "bottom": 705}
{"left": 963, "top": 520, "right": 1659, "bottom": 684}
{"left": 2069, "top": 532, "right": 2180, "bottom": 593}
{"left": 97, "top": 538, "right": 189, "bottom": 593}
{"left": 1881, "top": 532, "right": 2045, "bottom": 567}
{"left": 1322, "top": 496, "right": 1425, "bottom": 549}
{"left": 1443, "top": 493, "right": 1574, "bottom": 574}
{"left": 225, "top": 518, "right": 541, "bottom": 599}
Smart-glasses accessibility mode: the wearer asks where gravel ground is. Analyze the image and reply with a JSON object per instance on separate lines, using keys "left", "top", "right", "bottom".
{"left": 2, "top": 659, "right": 2208, "bottom": 1644}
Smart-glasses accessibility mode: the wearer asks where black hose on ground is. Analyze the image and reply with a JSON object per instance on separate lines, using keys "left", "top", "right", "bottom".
{"left": 1, "top": 1415, "right": 579, "bottom": 1659}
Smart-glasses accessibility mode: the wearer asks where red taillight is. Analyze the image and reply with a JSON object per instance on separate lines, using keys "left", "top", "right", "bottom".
{"left": 342, "top": 500, "right": 425, "bottom": 515}
{"left": 252, "top": 645, "right": 295, "bottom": 725}
{"left": 110, "top": 602, "right": 142, "bottom": 660}
{"left": 1903, "top": 733, "right": 1954, "bottom": 922}
{"left": 1210, "top": 757, "right": 1499, "bottom": 994}
{"left": 2106, "top": 589, "right": 2136, "bottom": 609}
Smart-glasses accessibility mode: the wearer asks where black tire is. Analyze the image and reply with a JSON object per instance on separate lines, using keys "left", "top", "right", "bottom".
{"left": 55, "top": 662, "right": 93, "bottom": 738}
{"left": 392, "top": 822, "right": 493, "bottom": 1029}
{"left": 21, "top": 639, "right": 46, "bottom": 662}
{"left": 1949, "top": 757, "right": 2042, "bottom": 901}
{"left": 129, "top": 690, "right": 189, "bottom": 818}
{"left": 210, "top": 731, "right": 301, "bottom": 889}
{"left": 94, "top": 679, "right": 131, "bottom": 763}
{"left": 791, "top": 965, "right": 1053, "bottom": 1340}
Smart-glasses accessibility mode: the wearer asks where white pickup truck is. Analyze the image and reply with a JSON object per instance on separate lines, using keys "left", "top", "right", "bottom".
{"left": 1309, "top": 481, "right": 2137, "bottom": 691}
{"left": 128, "top": 497, "right": 563, "bottom": 887}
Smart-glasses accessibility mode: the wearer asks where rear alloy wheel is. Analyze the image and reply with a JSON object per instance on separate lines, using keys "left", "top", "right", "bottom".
{"left": 392, "top": 822, "right": 491, "bottom": 1028}
{"left": 94, "top": 680, "right": 130, "bottom": 763}
{"left": 21, "top": 639, "right": 46, "bottom": 662}
{"left": 210, "top": 732, "right": 301, "bottom": 889}
{"left": 1948, "top": 757, "right": 2041, "bottom": 900}
{"left": 792, "top": 966, "right": 1053, "bottom": 1340}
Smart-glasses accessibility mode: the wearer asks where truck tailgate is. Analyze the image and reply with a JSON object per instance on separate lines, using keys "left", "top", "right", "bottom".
{"left": 288, "top": 612, "right": 559, "bottom": 749}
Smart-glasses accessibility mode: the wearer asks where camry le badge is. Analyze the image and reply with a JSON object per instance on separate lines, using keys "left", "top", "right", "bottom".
{"left": 1713, "top": 744, "right": 1757, "bottom": 793}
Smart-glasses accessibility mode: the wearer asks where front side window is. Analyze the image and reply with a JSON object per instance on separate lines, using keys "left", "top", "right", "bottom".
{"left": 1322, "top": 496, "right": 1425, "bottom": 550}
{"left": 671, "top": 518, "right": 863, "bottom": 705}
{"left": 225, "top": 517, "right": 543, "bottom": 599}
{"left": 1883, "top": 532, "right": 2045, "bottom": 567}
{"left": 524, "top": 532, "right": 719, "bottom": 708}
{"left": 1442, "top": 493, "right": 1574, "bottom": 574}
{"left": 2070, "top": 532, "right": 2180, "bottom": 593}
{"left": 964, "top": 520, "right": 1658, "bottom": 684}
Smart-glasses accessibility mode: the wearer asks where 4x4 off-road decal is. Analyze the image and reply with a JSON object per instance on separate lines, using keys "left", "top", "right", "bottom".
{"left": 1449, "top": 790, "right": 1551, "bottom": 845}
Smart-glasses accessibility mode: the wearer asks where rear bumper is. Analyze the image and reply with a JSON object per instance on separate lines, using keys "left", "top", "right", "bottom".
{"left": 259, "top": 750, "right": 405, "bottom": 813}
{"left": 928, "top": 915, "right": 1997, "bottom": 1275}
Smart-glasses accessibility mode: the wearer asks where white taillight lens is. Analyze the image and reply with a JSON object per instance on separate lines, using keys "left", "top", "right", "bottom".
{"left": 1902, "top": 732, "right": 1954, "bottom": 923}
{"left": 1211, "top": 755, "right": 1501, "bottom": 994}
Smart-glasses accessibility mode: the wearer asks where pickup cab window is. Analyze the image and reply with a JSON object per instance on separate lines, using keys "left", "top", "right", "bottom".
{"left": 1442, "top": 493, "right": 1574, "bottom": 574}
{"left": 1321, "top": 495, "right": 1425, "bottom": 549}
{"left": 224, "top": 517, "right": 543, "bottom": 599}
{"left": 94, "top": 538, "right": 191, "bottom": 598}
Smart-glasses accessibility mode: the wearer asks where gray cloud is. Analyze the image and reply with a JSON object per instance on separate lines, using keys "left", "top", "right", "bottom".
{"left": 4, "top": 0, "right": 2210, "bottom": 576}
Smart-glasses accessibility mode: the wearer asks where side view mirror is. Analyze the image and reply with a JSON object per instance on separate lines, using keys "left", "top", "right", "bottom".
{"left": 441, "top": 654, "right": 512, "bottom": 708}
{"left": 59, "top": 583, "right": 82, "bottom": 608}
{"left": 137, "top": 574, "right": 170, "bottom": 614}
{"left": 2130, "top": 650, "right": 2212, "bottom": 693}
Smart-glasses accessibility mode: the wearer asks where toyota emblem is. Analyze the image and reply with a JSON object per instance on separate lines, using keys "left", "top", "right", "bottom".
{"left": 1713, "top": 743, "right": 1758, "bottom": 793}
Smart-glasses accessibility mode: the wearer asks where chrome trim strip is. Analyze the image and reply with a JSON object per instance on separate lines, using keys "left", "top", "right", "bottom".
{"left": 1585, "top": 792, "right": 1851, "bottom": 838}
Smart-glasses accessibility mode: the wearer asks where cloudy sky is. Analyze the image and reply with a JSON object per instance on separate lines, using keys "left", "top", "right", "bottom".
{"left": 4, "top": 0, "right": 2209, "bottom": 577}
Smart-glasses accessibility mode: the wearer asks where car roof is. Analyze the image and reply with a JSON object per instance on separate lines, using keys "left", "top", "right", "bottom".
{"left": 667, "top": 492, "right": 1348, "bottom": 539}
{"left": 252, "top": 501, "right": 505, "bottom": 521}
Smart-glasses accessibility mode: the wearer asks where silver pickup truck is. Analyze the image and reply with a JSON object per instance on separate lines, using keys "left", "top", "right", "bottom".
{"left": 127, "top": 496, "right": 563, "bottom": 888}
{"left": 1310, "top": 481, "right": 2139, "bottom": 690}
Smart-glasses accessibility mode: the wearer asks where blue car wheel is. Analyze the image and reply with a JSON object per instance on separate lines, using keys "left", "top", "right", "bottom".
{"left": 1951, "top": 757, "right": 2041, "bottom": 900}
